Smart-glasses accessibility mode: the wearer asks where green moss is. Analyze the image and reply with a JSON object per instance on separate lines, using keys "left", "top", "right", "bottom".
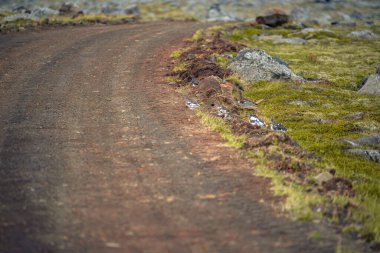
{"left": 170, "top": 47, "right": 190, "bottom": 59}
{"left": 196, "top": 110, "right": 245, "bottom": 148}
{"left": 187, "top": 29, "right": 204, "bottom": 42}
{"left": 223, "top": 24, "right": 380, "bottom": 241}
{"left": 226, "top": 26, "right": 380, "bottom": 90}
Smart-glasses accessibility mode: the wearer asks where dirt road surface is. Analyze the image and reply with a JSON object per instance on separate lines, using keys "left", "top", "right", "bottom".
{"left": 0, "top": 22, "right": 361, "bottom": 253}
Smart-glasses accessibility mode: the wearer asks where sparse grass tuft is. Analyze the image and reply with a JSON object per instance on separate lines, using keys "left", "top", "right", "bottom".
{"left": 196, "top": 110, "right": 245, "bottom": 148}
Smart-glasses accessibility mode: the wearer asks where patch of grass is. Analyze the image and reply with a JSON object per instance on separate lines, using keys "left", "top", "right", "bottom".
{"left": 224, "top": 24, "right": 380, "bottom": 241}
{"left": 187, "top": 29, "right": 204, "bottom": 42}
{"left": 226, "top": 26, "right": 380, "bottom": 90}
{"left": 196, "top": 110, "right": 245, "bottom": 148}
{"left": 139, "top": 2, "right": 197, "bottom": 21}
{"left": 170, "top": 47, "right": 190, "bottom": 59}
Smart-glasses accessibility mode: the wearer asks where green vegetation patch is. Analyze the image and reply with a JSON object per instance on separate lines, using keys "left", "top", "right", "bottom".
{"left": 0, "top": 14, "right": 136, "bottom": 33}
{"left": 139, "top": 2, "right": 197, "bottom": 21}
{"left": 171, "top": 24, "right": 380, "bottom": 242}
{"left": 223, "top": 25, "right": 380, "bottom": 241}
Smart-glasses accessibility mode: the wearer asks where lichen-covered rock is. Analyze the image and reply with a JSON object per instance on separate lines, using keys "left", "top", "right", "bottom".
{"left": 358, "top": 74, "right": 380, "bottom": 95}
{"left": 229, "top": 48, "right": 303, "bottom": 82}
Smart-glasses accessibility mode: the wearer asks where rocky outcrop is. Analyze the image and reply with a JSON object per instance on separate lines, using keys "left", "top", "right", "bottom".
{"left": 228, "top": 48, "right": 303, "bottom": 82}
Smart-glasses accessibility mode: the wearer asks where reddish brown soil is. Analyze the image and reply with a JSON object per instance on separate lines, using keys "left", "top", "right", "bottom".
{"left": 0, "top": 22, "right": 366, "bottom": 252}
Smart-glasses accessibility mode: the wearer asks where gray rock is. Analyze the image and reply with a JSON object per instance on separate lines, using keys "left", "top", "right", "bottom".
{"left": 206, "top": 3, "right": 234, "bottom": 22}
{"left": 59, "top": 2, "right": 82, "bottom": 16}
{"left": 346, "top": 149, "right": 380, "bottom": 163}
{"left": 273, "top": 37, "right": 308, "bottom": 45}
{"left": 125, "top": 5, "right": 141, "bottom": 18}
{"left": 301, "top": 27, "right": 334, "bottom": 34}
{"left": 312, "top": 14, "right": 332, "bottom": 25}
{"left": 358, "top": 74, "right": 380, "bottom": 95}
{"left": 315, "top": 172, "right": 334, "bottom": 185}
{"left": 31, "top": 7, "right": 59, "bottom": 17}
{"left": 349, "top": 30, "right": 378, "bottom": 39}
{"left": 101, "top": 2, "right": 122, "bottom": 15}
{"left": 254, "top": 34, "right": 283, "bottom": 41}
{"left": 229, "top": 48, "right": 303, "bottom": 82}
{"left": 290, "top": 7, "right": 310, "bottom": 22}
{"left": 12, "top": 6, "right": 31, "bottom": 14}
{"left": 344, "top": 134, "right": 380, "bottom": 149}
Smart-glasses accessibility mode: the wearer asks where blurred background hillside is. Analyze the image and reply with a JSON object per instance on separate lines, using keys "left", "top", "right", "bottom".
{"left": 1, "top": 0, "right": 380, "bottom": 24}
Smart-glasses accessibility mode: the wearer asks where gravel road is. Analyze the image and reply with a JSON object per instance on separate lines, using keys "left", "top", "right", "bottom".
{"left": 0, "top": 22, "right": 360, "bottom": 253}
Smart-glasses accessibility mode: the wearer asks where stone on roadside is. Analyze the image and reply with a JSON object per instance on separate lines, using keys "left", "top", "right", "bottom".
{"left": 229, "top": 48, "right": 303, "bottom": 82}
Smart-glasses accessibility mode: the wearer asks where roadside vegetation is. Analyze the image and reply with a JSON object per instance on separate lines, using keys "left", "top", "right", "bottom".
{"left": 0, "top": 12, "right": 136, "bottom": 33}
{"left": 169, "top": 24, "right": 380, "bottom": 244}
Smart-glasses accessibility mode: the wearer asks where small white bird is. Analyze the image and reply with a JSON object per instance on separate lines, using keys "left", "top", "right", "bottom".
{"left": 249, "top": 115, "right": 266, "bottom": 127}
{"left": 270, "top": 119, "right": 287, "bottom": 132}
{"left": 185, "top": 98, "right": 200, "bottom": 110}
{"left": 237, "top": 90, "right": 256, "bottom": 109}
{"left": 189, "top": 74, "right": 199, "bottom": 87}
{"left": 216, "top": 106, "right": 229, "bottom": 119}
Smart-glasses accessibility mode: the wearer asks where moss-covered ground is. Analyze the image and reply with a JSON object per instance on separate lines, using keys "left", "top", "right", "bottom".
{"left": 172, "top": 24, "right": 380, "bottom": 243}
{"left": 224, "top": 25, "right": 380, "bottom": 241}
